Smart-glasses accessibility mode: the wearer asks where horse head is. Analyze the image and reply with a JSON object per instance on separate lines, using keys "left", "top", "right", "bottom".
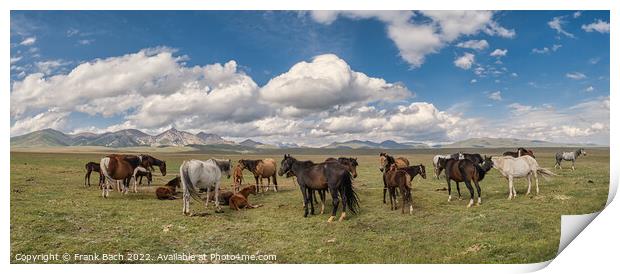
{"left": 418, "top": 164, "right": 427, "bottom": 179}
{"left": 159, "top": 160, "right": 167, "bottom": 176}
{"left": 481, "top": 155, "right": 494, "bottom": 171}
{"left": 379, "top": 153, "right": 394, "bottom": 173}
{"left": 580, "top": 148, "right": 587, "bottom": 156}
{"left": 278, "top": 154, "right": 294, "bottom": 176}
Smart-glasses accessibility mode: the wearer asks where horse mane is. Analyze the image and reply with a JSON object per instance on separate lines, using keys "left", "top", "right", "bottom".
{"left": 338, "top": 157, "right": 358, "bottom": 166}
{"left": 211, "top": 158, "right": 231, "bottom": 172}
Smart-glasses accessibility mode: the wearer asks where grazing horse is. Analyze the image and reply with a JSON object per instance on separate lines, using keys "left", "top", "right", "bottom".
{"left": 503, "top": 147, "right": 535, "bottom": 158}
{"left": 232, "top": 164, "right": 244, "bottom": 192}
{"left": 383, "top": 164, "right": 426, "bottom": 214}
{"left": 555, "top": 148, "right": 587, "bottom": 170}
{"left": 230, "top": 185, "right": 263, "bottom": 210}
{"left": 84, "top": 161, "right": 104, "bottom": 187}
{"left": 441, "top": 156, "right": 493, "bottom": 207}
{"left": 179, "top": 158, "right": 232, "bottom": 215}
{"left": 238, "top": 158, "right": 278, "bottom": 193}
{"left": 100, "top": 154, "right": 149, "bottom": 197}
{"left": 139, "top": 154, "right": 167, "bottom": 176}
{"left": 278, "top": 154, "right": 359, "bottom": 222}
{"left": 492, "top": 155, "right": 556, "bottom": 199}
{"left": 432, "top": 154, "right": 452, "bottom": 179}
{"left": 156, "top": 176, "right": 181, "bottom": 200}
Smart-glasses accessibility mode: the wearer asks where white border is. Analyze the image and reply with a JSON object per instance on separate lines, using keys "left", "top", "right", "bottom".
{"left": 3, "top": 1, "right": 617, "bottom": 273}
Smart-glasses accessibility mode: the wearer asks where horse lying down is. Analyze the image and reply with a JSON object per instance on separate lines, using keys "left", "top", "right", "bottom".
{"left": 491, "top": 155, "right": 556, "bottom": 199}
{"left": 156, "top": 176, "right": 181, "bottom": 200}
{"left": 229, "top": 185, "right": 263, "bottom": 210}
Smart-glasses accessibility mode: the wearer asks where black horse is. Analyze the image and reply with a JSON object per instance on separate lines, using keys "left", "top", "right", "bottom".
{"left": 449, "top": 152, "right": 484, "bottom": 164}
{"left": 278, "top": 154, "right": 359, "bottom": 222}
{"left": 440, "top": 156, "right": 493, "bottom": 207}
{"left": 84, "top": 161, "right": 104, "bottom": 187}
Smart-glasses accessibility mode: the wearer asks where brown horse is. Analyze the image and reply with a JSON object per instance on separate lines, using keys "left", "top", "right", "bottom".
{"left": 379, "top": 152, "right": 410, "bottom": 204}
{"left": 156, "top": 176, "right": 181, "bottom": 200}
{"left": 503, "top": 147, "right": 535, "bottom": 158}
{"left": 238, "top": 158, "right": 278, "bottom": 193}
{"left": 229, "top": 185, "right": 263, "bottom": 210}
{"left": 232, "top": 164, "right": 244, "bottom": 192}
{"left": 139, "top": 154, "right": 167, "bottom": 176}
{"left": 325, "top": 157, "right": 359, "bottom": 178}
{"left": 440, "top": 156, "right": 493, "bottom": 207}
{"left": 100, "top": 154, "right": 149, "bottom": 197}
{"left": 84, "top": 161, "right": 104, "bottom": 187}
{"left": 207, "top": 189, "right": 235, "bottom": 206}
{"left": 383, "top": 164, "right": 414, "bottom": 214}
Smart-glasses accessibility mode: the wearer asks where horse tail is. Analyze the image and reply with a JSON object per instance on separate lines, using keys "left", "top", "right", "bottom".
{"left": 180, "top": 161, "right": 203, "bottom": 202}
{"left": 537, "top": 168, "right": 557, "bottom": 181}
{"left": 99, "top": 157, "right": 116, "bottom": 184}
{"left": 340, "top": 172, "right": 359, "bottom": 214}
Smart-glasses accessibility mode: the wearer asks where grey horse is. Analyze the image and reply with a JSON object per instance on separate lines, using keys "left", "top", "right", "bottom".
{"left": 555, "top": 148, "right": 587, "bottom": 170}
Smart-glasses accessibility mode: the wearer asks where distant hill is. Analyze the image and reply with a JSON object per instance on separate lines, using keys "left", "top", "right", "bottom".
{"left": 11, "top": 128, "right": 230, "bottom": 148}
{"left": 239, "top": 139, "right": 277, "bottom": 149}
{"left": 440, "top": 137, "right": 599, "bottom": 148}
{"left": 322, "top": 139, "right": 429, "bottom": 149}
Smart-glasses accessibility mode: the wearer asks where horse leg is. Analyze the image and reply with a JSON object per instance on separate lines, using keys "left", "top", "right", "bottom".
{"left": 85, "top": 170, "right": 91, "bottom": 187}
{"left": 507, "top": 176, "right": 513, "bottom": 199}
{"left": 464, "top": 179, "right": 475, "bottom": 208}
{"left": 183, "top": 191, "right": 190, "bottom": 215}
{"left": 572, "top": 160, "right": 575, "bottom": 171}
{"left": 214, "top": 185, "right": 223, "bottom": 213}
{"left": 339, "top": 187, "right": 347, "bottom": 221}
{"left": 307, "top": 188, "right": 315, "bottom": 215}
{"left": 456, "top": 182, "right": 462, "bottom": 200}
{"left": 328, "top": 187, "right": 340, "bottom": 223}
{"left": 254, "top": 176, "right": 260, "bottom": 193}
{"left": 526, "top": 174, "right": 532, "bottom": 196}
{"left": 447, "top": 179, "right": 452, "bottom": 202}
{"left": 299, "top": 185, "right": 309, "bottom": 218}
{"left": 382, "top": 177, "right": 387, "bottom": 204}
{"left": 474, "top": 180, "right": 482, "bottom": 206}
{"left": 319, "top": 190, "right": 326, "bottom": 214}
{"left": 534, "top": 172, "right": 540, "bottom": 195}
{"left": 272, "top": 174, "right": 278, "bottom": 192}
{"left": 266, "top": 177, "right": 271, "bottom": 192}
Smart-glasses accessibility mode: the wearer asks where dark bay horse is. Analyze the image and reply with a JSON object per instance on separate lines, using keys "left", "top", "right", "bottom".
{"left": 440, "top": 156, "right": 493, "bottom": 207}
{"left": 135, "top": 169, "right": 152, "bottom": 186}
{"left": 451, "top": 153, "right": 484, "bottom": 164}
{"left": 84, "top": 161, "right": 104, "bottom": 187}
{"left": 278, "top": 154, "right": 359, "bottom": 222}
{"left": 139, "top": 154, "right": 167, "bottom": 176}
{"left": 238, "top": 158, "right": 278, "bottom": 193}
{"left": 379, "top": 153, "right": 411, "bottom": 204}
{"left": 503, "top": 147, "right": 535, "bottom": 158}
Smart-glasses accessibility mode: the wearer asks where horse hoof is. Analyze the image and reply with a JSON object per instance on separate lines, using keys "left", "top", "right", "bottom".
{"left": 327, "top": 216, "right": 335, "bottom": 223}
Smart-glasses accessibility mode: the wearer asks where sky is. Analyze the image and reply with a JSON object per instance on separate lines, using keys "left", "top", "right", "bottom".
{"left": 10, "top": 11, "right": 610, "bottom": 146}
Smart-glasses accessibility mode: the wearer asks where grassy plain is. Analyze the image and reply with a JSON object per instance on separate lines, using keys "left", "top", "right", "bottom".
{"left": 10, "top": 148, "right": 609, "bottom": 263}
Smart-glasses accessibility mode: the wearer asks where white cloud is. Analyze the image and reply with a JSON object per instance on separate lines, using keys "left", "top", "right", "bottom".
{"left": 19, "top": 36, "right": 36, "bottom": 46}
{"left": 10, "top": 109, "right": 70, "bottom": 136}
{"left": 532, "top": 44, "right": 562, "bottom": 54}
{"left": 456, "top": 39, "right": 489, "bottom": 50}
{"left": 78, "top": 39, "right": 95, "bottom": 45}
{"left": 488, "top": 91, "right": 502, "bottom": 101}
{"left": 470, "top": 79, "right": 477, "bottom": 84}
{"left": 573, "top": 11, "right": 582, "bottom": 18}
{"left": 582, "top": 19, "right": 610, "bottom": 33}
{"left": 565, "top": 72, "right": 587, "bottom": 80}
{"left": 548, "top": 16, "right": 575, "bottom": 38}
{"left": 260, "top": 54, "right": 411, "bottom": 111}
{"left": 10, "top": 56, "right": 22, "bottom": 64}
{"left": 585, "top": 86, "right": 595, "bottom": 92}
{"left": 309, "top": 11, "right": 515, "bottom": 68}
{"left": 454, "top": 53, "right": 475, "bottom": 70}
{"left": 490, "top": 48, "right": 507, "bottom": 57}
{"left": 35, "top": 59, "right": 71, "bottom": 75}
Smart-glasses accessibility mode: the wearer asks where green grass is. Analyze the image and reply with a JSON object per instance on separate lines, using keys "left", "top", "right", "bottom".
{"left": 10, "top": 148, "right": 609, "bottom": 263}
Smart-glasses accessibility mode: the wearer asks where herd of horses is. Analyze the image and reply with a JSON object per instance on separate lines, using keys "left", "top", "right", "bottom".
{"left": 82, "top": 148, "right": 587, "bottom": 222}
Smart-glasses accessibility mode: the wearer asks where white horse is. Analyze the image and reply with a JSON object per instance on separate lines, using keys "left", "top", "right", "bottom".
{"left": 180, "top": 158, "right": 232, "bottom": 215}
{"left": 555, "top": 148, "right": 586, "bottom": 170}
{"left": 432, "top": 154, "right": 451, "bottom": 178}
{"left": 491, "top": 155, "right": 556, "bottom": 199}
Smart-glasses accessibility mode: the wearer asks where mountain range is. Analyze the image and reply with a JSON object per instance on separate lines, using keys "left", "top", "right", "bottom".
{"left": 10, "top": 128, "right": 601, "bottom": 149}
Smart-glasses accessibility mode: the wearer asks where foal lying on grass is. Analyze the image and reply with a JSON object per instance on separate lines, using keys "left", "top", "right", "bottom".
{"left": 156, "top": 176, "right": 181, "bottom": 200}
{"left": 230, "top": 185, "right": 263, "bottom": 210}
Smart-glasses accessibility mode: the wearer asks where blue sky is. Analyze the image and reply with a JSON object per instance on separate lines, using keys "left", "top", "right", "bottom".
{"left": 10, "top": 11, "right": 610, "bottom": 145}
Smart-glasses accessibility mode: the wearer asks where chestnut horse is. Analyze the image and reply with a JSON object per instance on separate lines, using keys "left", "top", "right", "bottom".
{"left": 230, "top": 185, "right": 262, "bottom": 210}
{"left": 238, "top": 158, "right": 278, "bottom": 193}
{"left": 156, "top": 176, "right": 181, "bottom": 200}
{"left": 100, "top": 154, "right": 150, "bottom": 197}
{"left": 383, "top": 164, "right": 426, "bottom": 214}
{"left": 379, "top": 152, "right": 410, "bottom": 204}
{"left": 84, "top": 161, "right": 104, "bottom": 187}
{"left": 232, "top": 164, "right": 244, "bottom": 192}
